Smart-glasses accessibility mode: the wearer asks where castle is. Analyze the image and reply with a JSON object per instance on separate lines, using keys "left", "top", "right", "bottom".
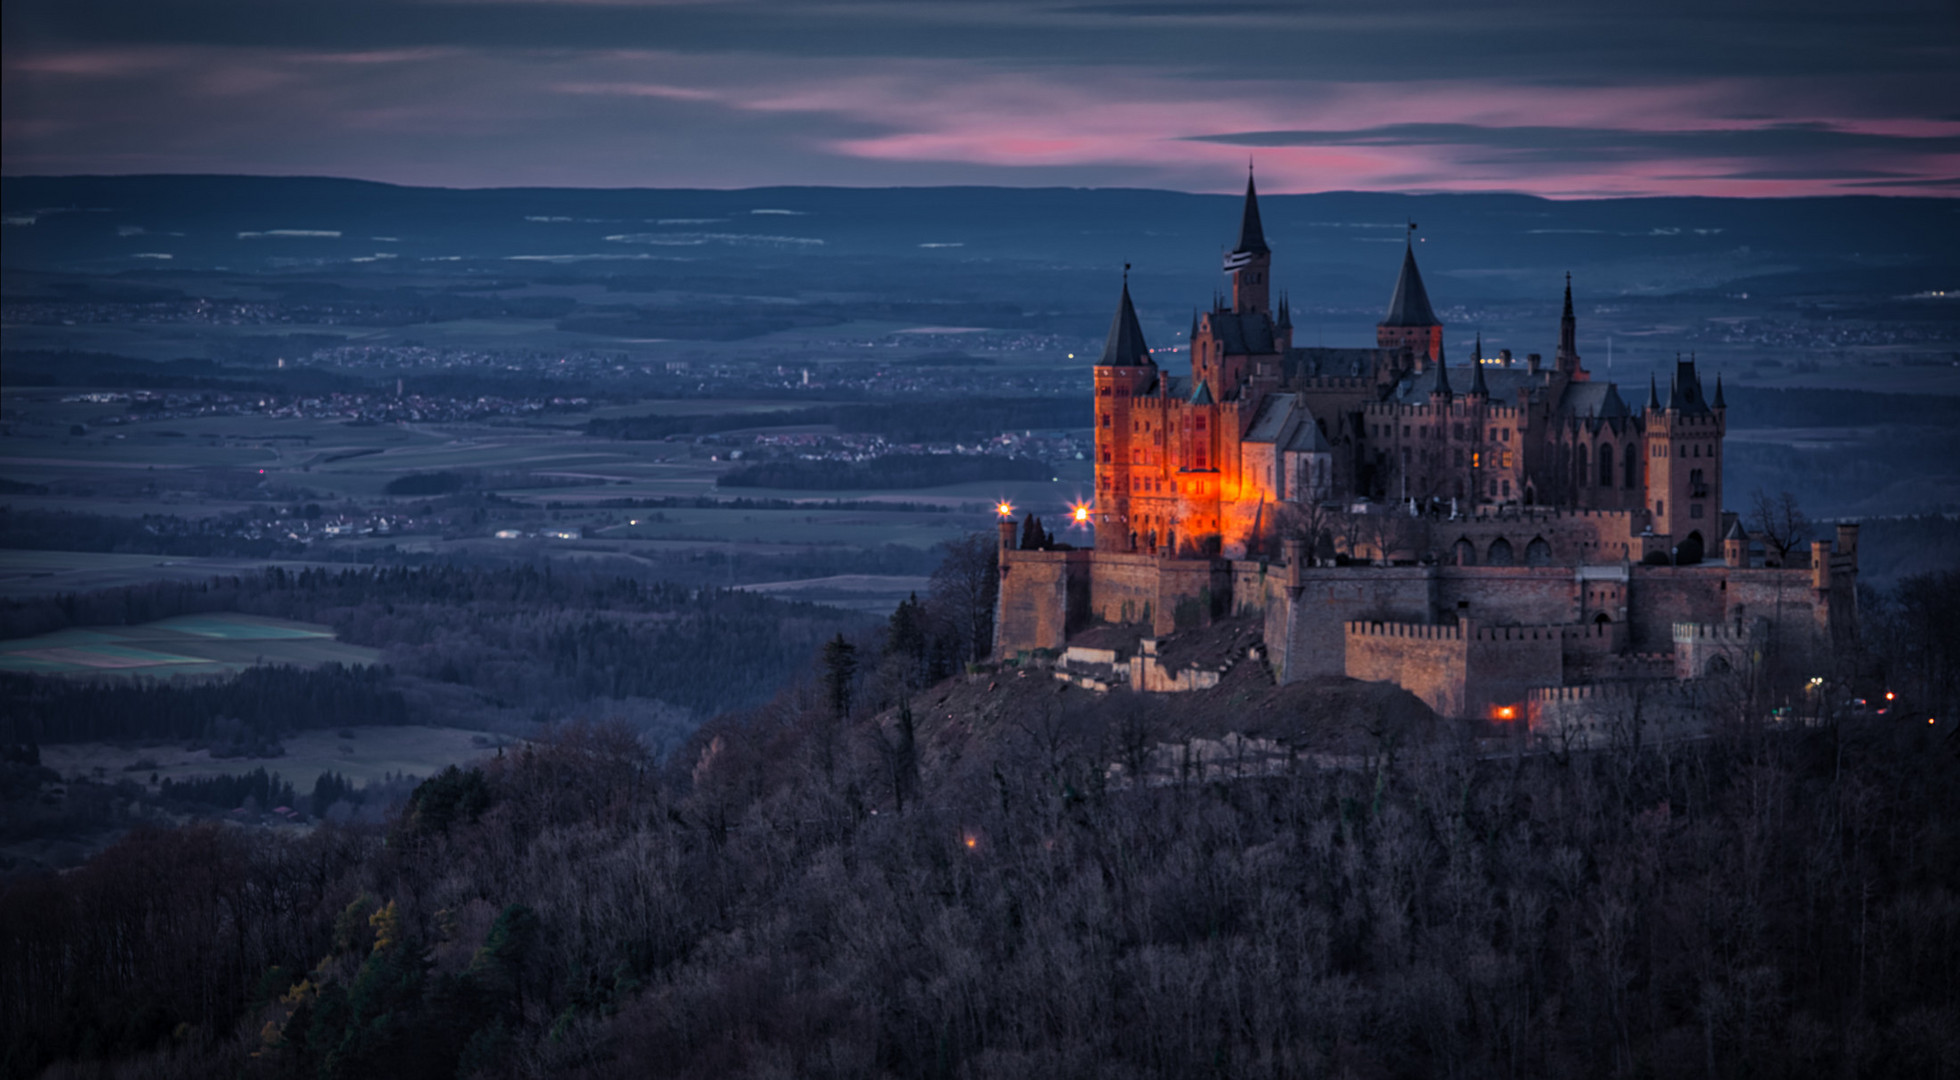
{"left": 997, "top": 177, "right": 1859, "bottom": 737}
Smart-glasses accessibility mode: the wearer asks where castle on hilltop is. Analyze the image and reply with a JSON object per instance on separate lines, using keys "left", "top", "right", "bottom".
{"left": 997, "top": 177, "right": 1859, "bottom": 737}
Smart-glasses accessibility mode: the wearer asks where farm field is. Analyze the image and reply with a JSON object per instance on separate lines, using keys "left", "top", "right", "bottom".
{"left": 38, "top": 724, "right": 512, "bottom": 791}
{"left": 0, "top": 612, "right": 378, "bottom": 678}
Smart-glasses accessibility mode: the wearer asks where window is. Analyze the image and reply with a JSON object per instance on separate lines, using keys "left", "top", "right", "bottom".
{"left": 1502, "top": 479, "right": 1511, "bottom": 497}
{"left": 1501, "top": 451, "right": 1513, "bottom": 469}
{"left": 1101, "top": 414, "right": 1111, "bottom": 428}
{"left": 1624, "top": 444, "right": 1637, "bottom": 488}
{"left": 1599, "top": 443, "right": 1614, "bottom": 486}
{"left": 1454, "top": 449, "right": 1464, "bottom": 467}
{"left": 1656, "top": 500, "right": 1664, "bottom": 516}
{"left": 1472, "top": 452, "right": 1481, "bottom": 468}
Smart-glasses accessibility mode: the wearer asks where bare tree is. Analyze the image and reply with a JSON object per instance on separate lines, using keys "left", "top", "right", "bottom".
{"left": 927, "top": 532, "right": 1000, "bottom": 664}
{"left": 1275, "top": 501, "right": 1335, "bottom": 566}
{"left": 1748, "top": 489, "right": 1812, "bottom": 565}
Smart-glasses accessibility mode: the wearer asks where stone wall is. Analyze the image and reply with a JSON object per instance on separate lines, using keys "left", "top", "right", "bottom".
{"left": 1271, "top": 567, "right": 1436, "bottom": 681}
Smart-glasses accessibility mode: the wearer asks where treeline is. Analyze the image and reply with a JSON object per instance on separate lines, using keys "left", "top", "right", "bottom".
{"left": 0, "top": 507, "right": 307, "bottom": 560}
{"left": 550, "top": 494, "right": 952, "bottom": 514}
{"left": 159, "top": 767, "right": 298, "bottom": 813}
{"left": 585, "top": 396, "right": 1086, "bottom": 443}
{"left": 0, "top": 664, "right": 406, "bottom": 744}
{"left": 720, "top": 453, "right": 1050, "bottom": 490}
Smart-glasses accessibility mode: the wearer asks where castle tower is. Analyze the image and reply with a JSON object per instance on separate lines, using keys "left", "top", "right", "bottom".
{"left": 1377, "top": 236, "right": 1443, "bottom": 367}
{"left": 1224, "top": 173, "right": 1271, "bottom": 316}
{"left": 1092, "top": 274, "right": 1158, "bottom": 552}
{"left": 1556, "top": 272, "right": 1585, "bottom": 380}
{"left": 1642, "top": 357, "right": 1725, "bottom": 561}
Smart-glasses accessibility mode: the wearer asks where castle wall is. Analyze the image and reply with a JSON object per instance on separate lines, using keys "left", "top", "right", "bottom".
{"left": 1086, "top": 552, "right": 1162, "bottom": 629}
{"left": 1434, "top": 566, "right": 1578, "bottom": 627}
{"left": 1345, "top": 622, "right": 1468, "bottom": 717}
{"left": 1464, "top": 624, "right": 1565, "bottom": 717}
{"left": 1272, "top": 568, "right": 1435, "bottom": 681}
{"left": 1529, "top": 681, "right": 1707, "bottom": 750}
{"left": 996, "top": 549, "right": 1090, "bottom": 657}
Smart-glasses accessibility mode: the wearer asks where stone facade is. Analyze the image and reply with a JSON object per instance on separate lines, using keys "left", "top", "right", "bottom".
{"left": 995, "top": 178, "right": 1859, "bottom": 731}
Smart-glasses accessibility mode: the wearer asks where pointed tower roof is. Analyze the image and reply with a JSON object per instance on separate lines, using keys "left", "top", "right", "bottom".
{"left": 1233, "top": 172, "right": 1270, "bottom": 256}
{"left": 1277, "top": 293, "right": 1292, "bottom": 329}
{"left": 1097, "top": 274, "right": 1153, "bottom": 368}
{"left": 1562, "top": 272, "right": 1575, "bottom": 321}
{"left": 1432, "top": 339, "right": 1453, "bottom": 400}
{"left": 1724, "top": 517, "right": 1747, "bottom": 541}
{"left": 1382, "top": 242, "right": 1440, "bottom": 327}
{"left": 1646, "top": 374, "right": 1660, "bottom": 411}
{"left": 1190, "top": 380, "right": 1214, "bottom": 405}
{"left": 1470, "top": 352, "right": 1489, "bottom": 397}
{"left": 1712, "top": 374, "right": 1726, "bottom": 409}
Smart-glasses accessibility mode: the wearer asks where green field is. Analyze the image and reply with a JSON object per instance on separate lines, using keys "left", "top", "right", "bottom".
{"left": 0, "top": 612, "right": 378, "bottom": 678}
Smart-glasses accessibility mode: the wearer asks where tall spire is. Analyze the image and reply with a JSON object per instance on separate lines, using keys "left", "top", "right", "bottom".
{"left": 1382, "top": 242, "right": 1439, "bottom": 327}
{"left": 1277, "top": 292, "right": 1292, "bottom": 329}
{"left": 1470, "top": 342, "right": 1489, "bottom": 397}
{"left": 1647, "top": 374, "right": 1660, "bottom": 411}
{"left": 1558, "top": 271, "right": 1578, "bottom": 363}
{"left": 1096, "top": 270, "right": 1153, "bottom": 367}
{"left": 1433, "top": 343, "right": 1453, "bottom": 400}
{"left": 1713, "top": 373, "right": 1726, "bottom": 409}
{"left": 1233, "top": 170, "right": 1269, "bottom": 256}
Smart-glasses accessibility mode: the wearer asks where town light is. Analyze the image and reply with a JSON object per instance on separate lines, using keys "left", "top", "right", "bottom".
{"left": 996, "top": 501, "right": 1014, "bottom": 519}
{"left": 1493, "top": 705, "right": 1517, "bottom": 722}
{"left": 1072, "top": 502, "right": 1092, "bottom": 526}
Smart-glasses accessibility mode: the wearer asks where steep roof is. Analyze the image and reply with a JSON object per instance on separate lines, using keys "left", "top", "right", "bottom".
{"left": 1242, "top": 392, "right": 1299, "bottom": 444}
{"left": 1283, "top": 346, "right": 1381, "bottom": 379}
{"left": 1666, "top": 358, "right": 1713, "bottom": 415}
{"left": 1233, "top": 173, "right": 1270, "bottom": 256}
{"left": 1190, "top": 380, "right": 1215, "bottom": 405}
{"left": 1204, "top": 309, "right": 1278, "bottom": 355}
{"left": 1557, "top": 380, "right": 1636, "bottom": 424}
{"left": 1097, "top": 278, "right": 1153, "bottom": 367}
{"left": 1381, "top": 243, "right": 1440, "bottom": 328}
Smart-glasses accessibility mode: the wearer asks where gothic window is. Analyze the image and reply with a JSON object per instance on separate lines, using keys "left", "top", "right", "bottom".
{"left": 1502, "top": 479, "right": 1511, "bottom": 497}
{"left": 1625, "top": 444, "right": 1637, "bottom": 488}
{"left": 1599, "top": 443, "right": 1614, "bottom": 487}
{"left": 1689, "top": 468, "right": 1708, "bottom": 498}
{"left": 1454, "top": 538, "right": 1477, "bottom": 566}
{"left": 1454, "top": 449, "right": 1464, "bottom": 467}
{"left": 1577, "top": 445, "right": 1589, "bottom": 485}
{"left": 1488, "top": 538, "right": 1515, "bottom": 565}
{"left": 1525, "top": 536, "right": 1553, "bottom": 566}
{"left": 1101, "top": 414, "right": 1111, "bottom": 428}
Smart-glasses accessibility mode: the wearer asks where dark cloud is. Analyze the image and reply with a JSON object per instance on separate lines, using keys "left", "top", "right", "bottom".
{"left": 3, "top": 0, "right": 1956, "bottom": 193}
{"left": 1185, "top": 122, "right": 1960, "bottom": 163}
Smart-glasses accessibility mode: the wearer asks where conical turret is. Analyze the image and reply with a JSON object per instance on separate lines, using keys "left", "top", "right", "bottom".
{"left": 1383, "top": 243, "right": 1439, "bottom": 327}
{"left": 1233, "top": 172, "right": 1269, "bottom": 257}
{"left": 1097, "top": 274, "right": 1153, "bottom": 368}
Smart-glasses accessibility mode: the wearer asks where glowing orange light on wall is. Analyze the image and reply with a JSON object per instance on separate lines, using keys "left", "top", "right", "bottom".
{"left": 1072, "top": 502, "right": 1092, "bottom": 525}
{"left": 1493, "top": 705, "right": 1518, "bottom": 722}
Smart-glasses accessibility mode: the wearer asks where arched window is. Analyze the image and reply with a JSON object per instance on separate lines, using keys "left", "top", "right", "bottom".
{"left": 1576, "top": 445, "right": 1589, "bottom": 487}
{"left": 1525, "top": 536, "right": 1553, "bottom": 566}
{"left": 1624, "top": 444, "right": 1637, "bottom": 489}
{"left": 1453, "top": 538, "right": 1477, "bottom": 566}
{"left": 1599, "top": 443, "right": 1614, "bottom": 487}
{"left": 1487, "top": 538, "right": 1515, "bottom": 566}
{"left": 1678, "top": 530, "right": 1705, "bottom": 566}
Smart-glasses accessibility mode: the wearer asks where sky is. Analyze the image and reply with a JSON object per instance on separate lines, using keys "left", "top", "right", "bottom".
{"left": 4, "top": 0, "right": 1958, "bottom": 197}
